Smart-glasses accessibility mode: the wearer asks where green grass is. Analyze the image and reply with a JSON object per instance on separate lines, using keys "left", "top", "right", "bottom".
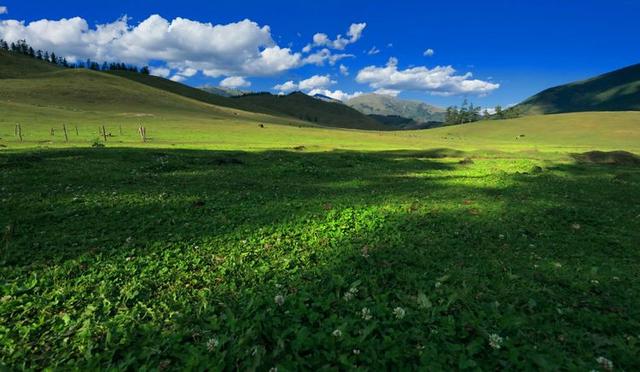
{"left": 1, "top": 147, "right": 639, "bottom": 370}
{"left": 516, "top": 63, "right": 640, "bottom": 115}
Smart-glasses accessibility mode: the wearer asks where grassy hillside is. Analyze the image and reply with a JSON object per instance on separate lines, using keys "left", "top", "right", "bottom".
{"left": 109, "top": 72, "right": 385, "bottom": 130}
{"left": 516, "top": 63, "right": 640, "bottom": 115}
{"left": 0, "top": 49, "right": 62, "bottom": 78}
{"left": 232, "top": 92, "right": 389, "bottom": 130}
{"left": 347, "top": 93, "right": 446, "bottom": 123}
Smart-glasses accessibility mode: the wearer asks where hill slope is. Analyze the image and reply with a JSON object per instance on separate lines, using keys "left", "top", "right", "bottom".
{"left": 232, "top": 92, "right": 388, "bottom": 130}
{"left": 515, "top": 63, "right": 640, "bottom": 115}
{"left": 109, "top": 72, "right": 384, "bottom": 130}
{"left": 346, "top": 93, "right": 445, "bottom": 123}
{"left": 0, "top": 51, "right": 385, "bottom": 130}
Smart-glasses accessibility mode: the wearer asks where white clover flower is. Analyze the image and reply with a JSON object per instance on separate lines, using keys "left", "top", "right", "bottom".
{"left": 332, "top": 329, "right": 342, "bottom": 337}
{"left": 488, "top": 333, "right": 503, "bottom": 350}
{"left": 393, "top": 307, "right": 406, "bottom": 319}
{"left": 206, "top": 337, "right": 219, "bottom": 351}
{"left": 361, "top": 307, "right": 372, "bottom": 320}
{"left": 596, "top": 356, "right": 613, "bottom": 371}
{"left": 274, "top": 294, "right": 285, "bottom": 306}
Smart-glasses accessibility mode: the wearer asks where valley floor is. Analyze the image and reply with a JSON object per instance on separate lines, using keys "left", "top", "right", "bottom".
{"left": 1, "top": 144, "right": 639, "bottom": 369}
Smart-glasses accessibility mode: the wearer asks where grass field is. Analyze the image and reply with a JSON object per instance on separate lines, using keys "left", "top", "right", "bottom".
{"left": 1, "top": 144, "right": 639, "bottom": 370}
{"left": 2, "top": 51, "right": 640, "bottom": 369}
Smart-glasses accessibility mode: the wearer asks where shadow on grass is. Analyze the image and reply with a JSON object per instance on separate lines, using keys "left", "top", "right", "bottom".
{"left": 1, "top": 147, "right": 639, "bottom": 370}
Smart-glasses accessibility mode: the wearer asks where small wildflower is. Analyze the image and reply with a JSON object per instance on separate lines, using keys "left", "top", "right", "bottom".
{"left": 332, "top": 329, "right": 342, "bottom": 337}
{"left": 488, "top": 333, "right": 503, "bottom": 350}
{"left": 596, "top": 356, "right": 613, "bottom": 371}
{"left": 393, "top": 307, "right": 406, "bottom": 319}
{"left": 353, "top": 349, "right": 361, "bottom": 355}
{"left": 361, "top": 307, "right": 372, "bottom": 320}
{"left": 206, "top": 337, "right": 219, "bottom": 351}
{"left": 274, "top": 294, "right": 285, "bottom": 306}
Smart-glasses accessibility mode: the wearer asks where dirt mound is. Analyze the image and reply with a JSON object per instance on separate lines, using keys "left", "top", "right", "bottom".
{"left": 573, "top": 151, "right": 640, "bottom": 166}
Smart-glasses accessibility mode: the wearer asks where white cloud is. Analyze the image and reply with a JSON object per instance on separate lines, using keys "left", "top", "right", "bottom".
{"left": 356, "top": 57, "right": 499, "bottom": 96}
{"left": 299, "top": 74, "right": 335, "bottom": 90}
{"left": 273, "top": 74, "right": 337, "bottom": 94}
{"left": 303, "top": 22, "right": 366, "bottom": 52}
{"left": 149, "top": 66, "right": 171, "bottom": 78}
{"left": 339, "top": 64, "right": 349, "bottom": 76}
{"left": 220, "top": 76, "right": 251, "bottom": 89}
{"left": 302, "top": 48, "right": 352, "bottom": 66}
{"left": 308, "top": 89, "right": 363, "bottom": 102}
{"left": 179, "top": 67, "right": 198, "bottom": 77}
{"left": 0, "top": 6, "right": 7, "bottom": 15}
{"left": 374, "top": 88, "right": 401, "bottom": 97}
{"left": 423, "top": 48, "right": 435, "bottom": 57}
{"left": 367, "top": 46, "right": 380, "bottom": 55}
{"left": 273, "top": 80, "right": 297, "bottom": 93}
{"left": 0, "top": 15, "right": 304, "bottom": 78}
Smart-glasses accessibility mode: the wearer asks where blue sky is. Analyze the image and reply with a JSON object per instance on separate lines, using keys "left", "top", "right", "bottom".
{"left": 1, "top": 0, "right": 639, "bottom": 108}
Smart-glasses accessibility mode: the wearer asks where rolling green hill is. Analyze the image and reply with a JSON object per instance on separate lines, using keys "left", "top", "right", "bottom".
{"left": 108, "top": 72, "right": 384, "bottom": 130}
{"left": 0, "top": 50, "right": 386, "bottom": 130}
{"left": 346, "top": 93, "right": 446, "bottom": 123}
{"left": 0, "top": 49, "right": 62, "bottom": 78}
{"left": 231, "top": 92, "right": 388, "bottom": 130}
{"left": 515, "top": 63, "right": 640, "bottom": 115}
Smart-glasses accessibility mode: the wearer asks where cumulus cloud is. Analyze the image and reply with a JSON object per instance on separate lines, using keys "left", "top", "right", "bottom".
{"left": 0, "top": 14, "right": 304, "bottom": 78}
{"left": 220, "top": 76, "right": 251, "bottom": 89}
{"left": 273, "top": 74, "right": 336, "bottom": 93}
{"left": 273, "top": 80, "right": 297, "bottom": 93}
{"left": 298, "top": 74, "right": 335, "bottom": 90}
{"left": 423, "top": 48, "right": 435, "bottom": 57}
{"left": 0, "top": 6, "right": 7, "bottom": 15}
{"left": 150, "top": 66, "right": 171, "bottom": 78}
{"left": 303, "top": 22, "right": 366, "bottom": 52}
{"left": 367, "top": 46, "right": 380, "bottom": 55}
{"left": 339, "top": 64, "right": 349, "bottom": 76}
{"left": 356, "top": 57, "right": 499, "bottom": 96}
{"left": 302, "top": 48, "right": 353, "bottom": 66}
{"left": 308, "top": 89, "right": 363, "bottom": 102}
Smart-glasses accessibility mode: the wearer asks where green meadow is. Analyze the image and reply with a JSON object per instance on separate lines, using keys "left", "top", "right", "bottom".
{"left": 1, "top": 52, "right": 640, "bottom": 370}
